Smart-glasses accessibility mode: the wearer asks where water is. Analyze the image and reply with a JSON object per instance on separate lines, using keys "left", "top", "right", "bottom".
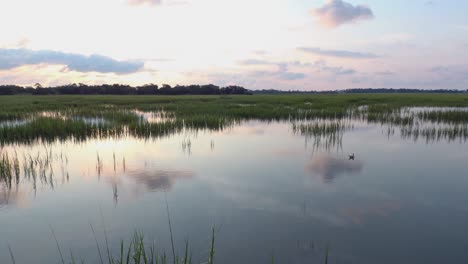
{"left": 1, "top": 110, "right": 468, "bottom": 263}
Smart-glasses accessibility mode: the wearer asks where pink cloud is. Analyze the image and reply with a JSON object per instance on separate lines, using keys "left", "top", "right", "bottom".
{"left": 311, "top": 0, "right": 374, "bottom": 28}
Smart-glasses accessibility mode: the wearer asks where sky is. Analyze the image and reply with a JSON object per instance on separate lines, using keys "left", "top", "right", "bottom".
{"left": 0, "top": 0, "right": 467, "bottom": 90}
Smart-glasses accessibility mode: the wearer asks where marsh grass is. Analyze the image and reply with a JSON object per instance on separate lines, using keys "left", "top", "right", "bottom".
{"left": 2, "top": 95, "right": 468, "bottom": 144}
{"left": 49, "top": 225, "right": 205, "bottom": 264}
{"left": 292, "top": 121, "right": 352, "bottom": 150}
{"left": 417, "top": 110, "right": 468, "bottom": 124}
{"left": 105, "top": 232, "right": 194, "bottom": 264}
{"left": 0, "top": 148, "right": 68, "bottom": 192}
{"left": 2, "top": 94, "right": 468, "bottom": 121}
{"left": 399, "top": 124, "right": 468, "bottom": 143}
{"left": 0, "top": 153, "right": 13, "bottom": 187}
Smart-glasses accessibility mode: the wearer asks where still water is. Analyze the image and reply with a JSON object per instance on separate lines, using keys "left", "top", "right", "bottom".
{"left": 1, "top": 111, "right": 468, "bottom": 263}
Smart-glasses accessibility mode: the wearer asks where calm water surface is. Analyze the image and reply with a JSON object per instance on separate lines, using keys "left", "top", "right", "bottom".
{"left": 1, "top": 111, "right": 468, "bottom": 263}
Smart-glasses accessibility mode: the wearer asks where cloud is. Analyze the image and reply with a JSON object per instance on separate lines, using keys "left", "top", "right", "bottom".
{"left": 0, "top": 49, "right": 143, "bottom": 74}
{"left": 229, "top": 58, "right": 356, "bottom": 87}
{"left": 430, "top": 65, "right": 468, "bottom": 76}
{"left": 311, "top": 0, "right": 374, "bottom": 28}
{"left": 430, "top": 66, "right": 451, "bottom": 73}
{"left": 375, "top": 71, "right": 395, "bottom": 76}
{"left": 239, "top": 59, "right": 271, "bottom": 65}
{"left": 253, "top": 50, "right": 267, "bottom": 55}
{"left": 0, "top": 185, "right": 29, "bottom": 208}
{"left": 239, "top": 60, "right": 306, "bottom": 80}
{"left": 240, "top": 59, "right": 355, "bottom": 79}
{"left": 0, "top": 38, "right": 31, "bottom": 49}
{"left": 278, "top": 71, "right": 307, "bottom": 80}
{"left": 208, "top": 58, "right": 356, "bottom": 89}
{"left": 276, "top": 63, "right": 307, "bottom": 80}
{"left": 128, "top": 0, "right": 161, "bottom": 6}
{"left": 341, "top": 200, "right": 400, "bottom": 224}
{"left": 429, "top": 65, "right": 468, "bottom": 82}
{"left": 298, "top": 47, "right": 379, "bottom": 59}
{"left": 303, "top": 60, "right": 356, "bottom": 75}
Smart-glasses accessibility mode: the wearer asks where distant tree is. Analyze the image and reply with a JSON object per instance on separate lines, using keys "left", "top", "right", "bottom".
{"left": 0, "top": 85, "right": 25, "bottom": 95}
{"left": 137, "top": 84, "right": 158, "bottom": 95}
{"left": 221, "top": 85, "right": 251, "bottom": 95}
{"left": 0, "top": 83, "right": 256, "bottom": 96}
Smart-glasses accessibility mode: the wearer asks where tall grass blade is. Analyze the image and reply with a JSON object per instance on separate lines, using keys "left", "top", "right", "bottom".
{"left": 90, "top": 223, "right": 104, "bottom": 264}
{"left": 7, "top": 244, "right": 16, "bottom": 264}
{"left": 324, "top": 244, "right": 330, "bottom": 264}
{"left": 126, "top": 241, "right": 132, "bottom": 264}
{"left": 164, "top": 191, "right": 176, "bottom": 264}
{"left": 183, "top": 240, "right": 189, "bottom": 264}
{"left": 208, "top": 227, "right": 215, "bottom": 264}
{"left": 49, "top": 225, "right": 65, "bottom": 264}
{"left": 99, "top": 206, "right": 112, "bottom": 264}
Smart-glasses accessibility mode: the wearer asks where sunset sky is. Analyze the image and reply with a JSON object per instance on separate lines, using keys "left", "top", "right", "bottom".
{"left": 0, "top": 0, "right": 467, "bottom": 90}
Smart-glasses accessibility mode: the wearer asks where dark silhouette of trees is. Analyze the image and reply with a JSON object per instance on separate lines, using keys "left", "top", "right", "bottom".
{"left": 0, "top": 83, "right": 253, "bottom": 95}
{"left": 222, "top": 85, "right": 249, "bottom": 94}
{"left": 0, "top": 85, "right": 27, "bottom": 95}
{"left": 137, "top": 84, "right": 159, "bottom": 95}
{"left": 1, "top": 84, "right": 464, "bottom": 96}
{"left": 253, "top": 88, "right": 467, "bottom": 94}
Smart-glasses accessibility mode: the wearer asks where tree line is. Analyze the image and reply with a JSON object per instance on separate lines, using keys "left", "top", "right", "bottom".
{"left": 253, "top": 88, "right": 468, "bottom": 94}
{"left": 0, "top": 83, "right": 252, "bottom": 95}
{"left": 0, "top": 84, "right": 466, "bottom": 95}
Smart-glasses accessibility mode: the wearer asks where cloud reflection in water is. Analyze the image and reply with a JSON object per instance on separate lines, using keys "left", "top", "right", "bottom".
{"left": 0, "top": 185, "right": 29, "bottom": 208}
{"left": 126, "top": 168, "right": 195, "bottom": 191}
{"left": 306, "top": 154, "right": 363, "bottom": 183}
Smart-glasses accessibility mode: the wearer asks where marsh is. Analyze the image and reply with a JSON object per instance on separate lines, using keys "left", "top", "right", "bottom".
{"left": 1, "top": 95, "right": 468, "bottom": 263}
